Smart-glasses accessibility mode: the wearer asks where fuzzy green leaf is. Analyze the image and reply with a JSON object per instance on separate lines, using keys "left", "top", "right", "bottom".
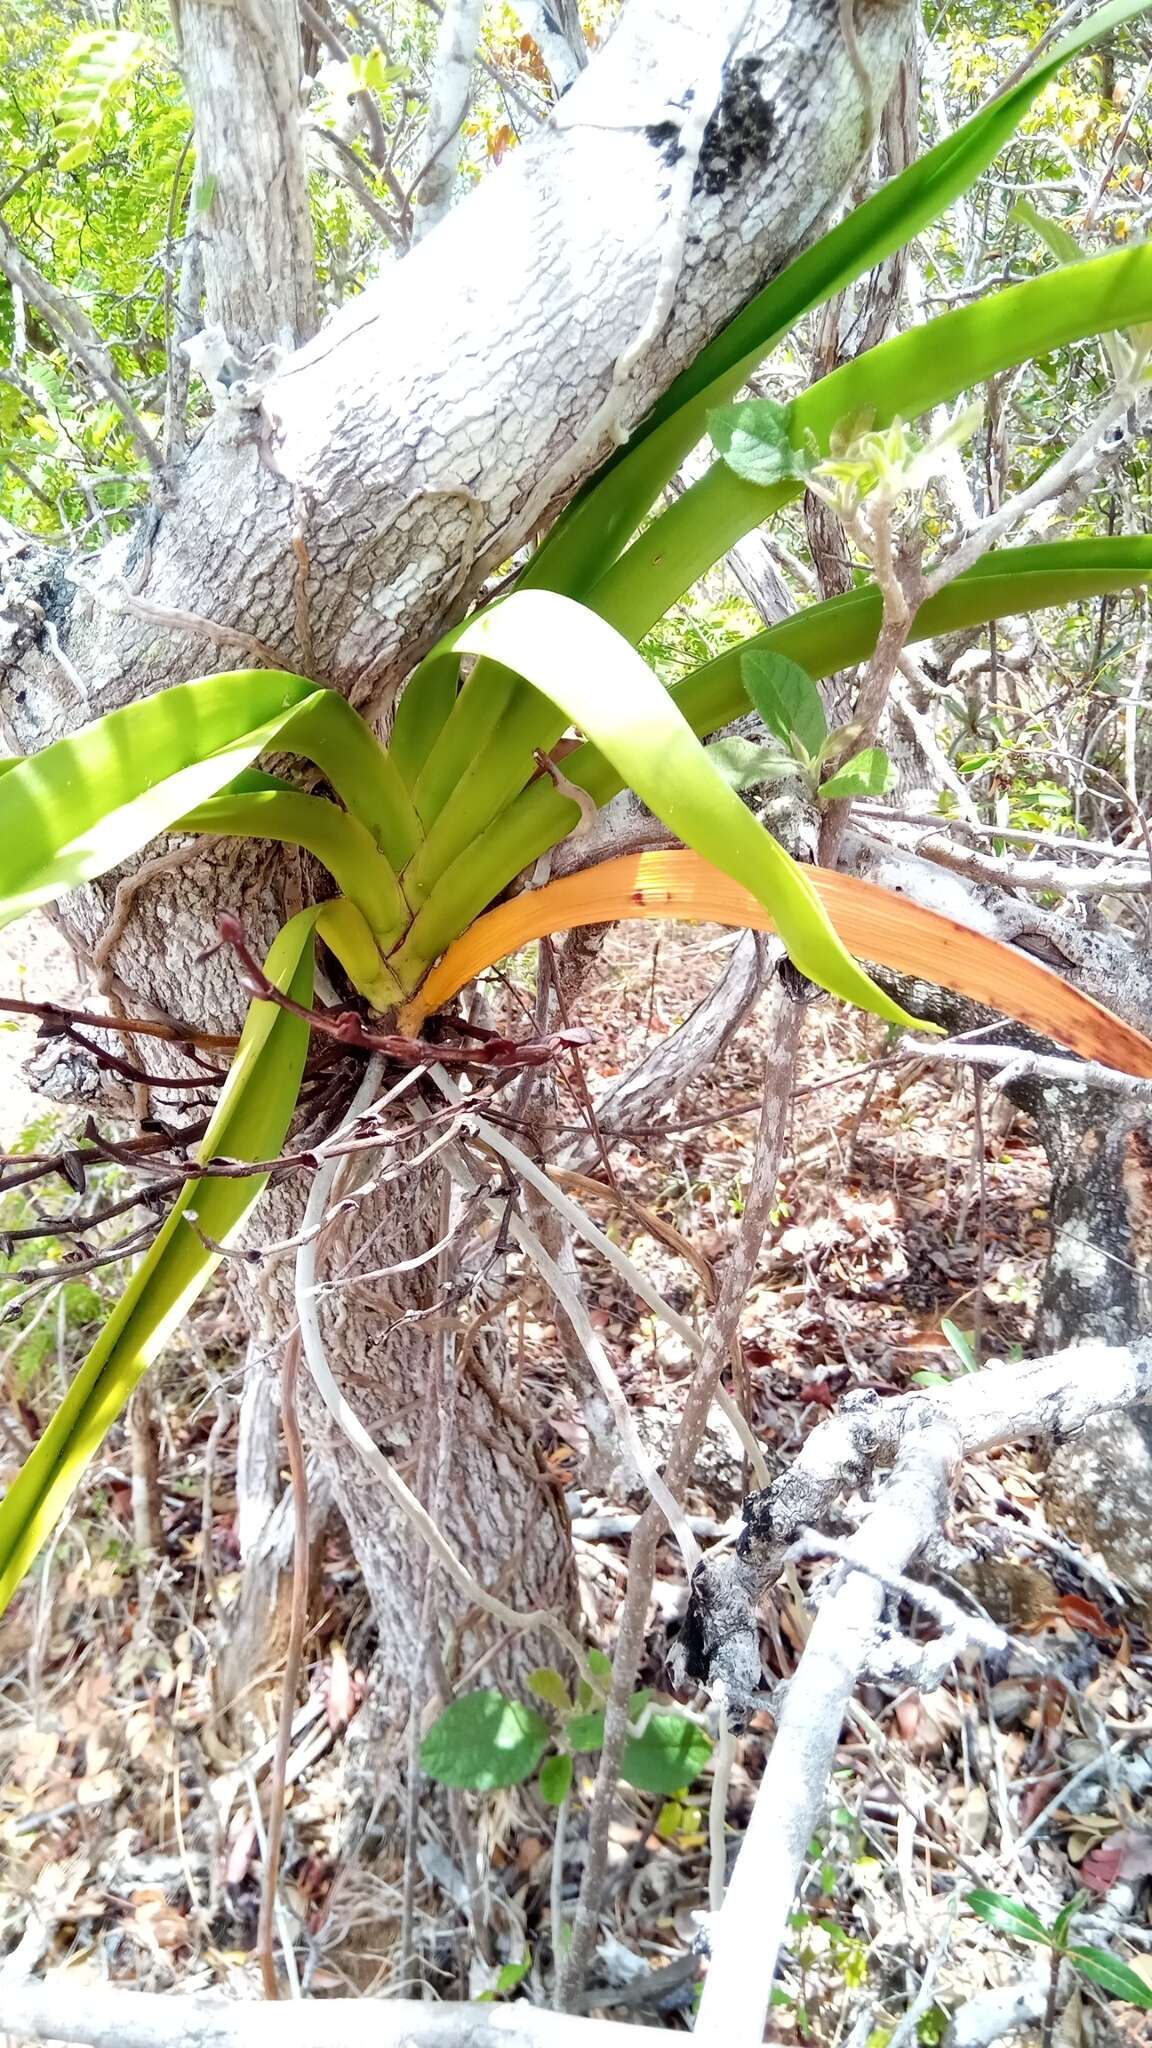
{"left": 742, "top": 649, "right": 827, "bottom": 757}
{"left": 709, "top": 398, "right": 803, "bottom": 488}
{"left": 420, "top": 1691, "right": 551, "bottom": 1791}
{"left": 705, "top": 737, "right": 795, "bottom": 791}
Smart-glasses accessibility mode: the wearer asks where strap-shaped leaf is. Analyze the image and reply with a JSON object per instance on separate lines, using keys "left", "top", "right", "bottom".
{"left": 594, "top": 240, "right": 1152, "bottom": 642}
{"left": 408, "top": 237, "right": 1152, "bottom": 894}
{"left": 0, "top": 909, "right": 318, "bottom": 1613}
{"left": 404, "top": 849, "right": 1152, "bottom": 1083}
{"left": 395, "top": 537, "right": 1152, "bottom": 973}
{"left": 450, "top": 591, "right": 926, "bottom": 1029}
{"left": 0, "top": 670, "right": 420, "bottom": 930}
{"left": 388, "top": 1, "right": 1152, "bottom": 797}
{"left": 177, "top": 788, "right": 409, "bottom": 948}
{"left": 0, "top": 671, "right": 320, "bottom": 927}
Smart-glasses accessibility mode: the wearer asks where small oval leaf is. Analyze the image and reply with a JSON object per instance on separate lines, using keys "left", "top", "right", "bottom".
{"left": 620, "top": 1712, "right": 713, "bottom": 1795}
{"left": 709, "top": 398, "right": 804, "bottom": 487}
{"left": 526, "top": 1667, "right": 572, "bottom": 1713}
{"left": 817, "top": 747, "right": 896, "bottom": 800}
{"left": 741, "top": 649, "right": 827, "bottom": 757}
{"left": 538, "top": 1752, "right": 574, "bottom": 1806}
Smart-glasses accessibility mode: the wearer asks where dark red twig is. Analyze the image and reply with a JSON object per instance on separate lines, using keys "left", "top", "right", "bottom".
{"left": 0, "top": 989, "right": 235, "bottom": 1048}
{"left": 213, "top": 914, "right": 594, "bottom": 1072}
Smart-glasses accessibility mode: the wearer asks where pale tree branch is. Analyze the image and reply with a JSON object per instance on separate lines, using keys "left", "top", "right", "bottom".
{"left": 304, "top": 121, "right": 402, "bottom": 246}
{"left": 860, "top": 816, "right": 1152, "bottom": 895}
{"left": 0, "top": 227, "right": 164, "bottom": 473}
{"left": 4, "top": 0, "right": 917, "bottom": 740}
{"left": 298, "top": 0, "right": 391, "bottom": 169}
{"left": 0, "top": 1980, "right": 669, "bottom": 2048}
{"left": 172, "top": 0, "right": 317, "bottom": 353}
{"left": 690, "top": 1339, "right": 1152, "bottom": 2045}
{"left": 897, "top": 1034, "right": 1152, "bottom": 1099}
{"left": 411, "top": 0, "right": 487, "bottom": 240}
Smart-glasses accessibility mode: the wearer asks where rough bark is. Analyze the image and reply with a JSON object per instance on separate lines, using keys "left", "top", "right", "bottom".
{"left": 172, "top": 0, "right": 318, "bottom": 354}
{"left": 1, "top": 0, "right": 917, "bottom": 745}
{"left": 1021, "top": 1080, "right": 1152, "bottom": 1623}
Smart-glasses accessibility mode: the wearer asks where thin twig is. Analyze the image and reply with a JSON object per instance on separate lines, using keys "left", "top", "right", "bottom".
{"left": 256, "top": 1333, "right": 308, "bottom": 2001}
{"left": 558, "top": 994, "right": 804, "bottom": 2006}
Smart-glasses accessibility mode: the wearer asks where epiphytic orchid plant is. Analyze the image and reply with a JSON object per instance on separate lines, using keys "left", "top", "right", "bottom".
{"left": 3, "top": 0, "right": 1152, "bottom": 1608}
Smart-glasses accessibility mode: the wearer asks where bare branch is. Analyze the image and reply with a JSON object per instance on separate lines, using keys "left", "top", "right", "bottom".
{"left": 690, "top": 1339, "right": 1152, "bottom": 2042}
{"left": 410, "top": 0, "right": 486, "bottom": 240}
{"left": 0, "top": 1978, "right": 667, "bottom": 2048}
{"left": 897, "top": 1033, "right": 1152, "bottom": 1100}
{"left": 558, "top": 991, "right": 804, "bottom": 2005}
{"left": 0, "top": 226, "right": 164, "bottom": 472}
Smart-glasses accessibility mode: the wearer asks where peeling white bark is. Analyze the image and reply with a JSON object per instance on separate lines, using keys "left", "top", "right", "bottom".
{"left": 0, "top": 1980, "right": 664, "bottom": 2048}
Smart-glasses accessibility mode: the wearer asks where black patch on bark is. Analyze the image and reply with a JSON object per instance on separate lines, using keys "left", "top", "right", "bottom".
{"left": 695, "top": 57, "right": 775, "bottom": 198}
{"left": 645, "top": 62, "right": 776, "bottom": 196}
{"left": 645, "top": 86, "right": 695, "bottom": 169}
{"left": 645, "top": 116, "right": 683, "bottom": 164}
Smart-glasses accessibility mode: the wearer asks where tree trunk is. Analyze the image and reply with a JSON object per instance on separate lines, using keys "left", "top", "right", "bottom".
{"left": 1016, "top": 1079, "right": 1152, "bottom": 1624}
{"left": 0, "top": 0, "right": 918, "bottom": 1751}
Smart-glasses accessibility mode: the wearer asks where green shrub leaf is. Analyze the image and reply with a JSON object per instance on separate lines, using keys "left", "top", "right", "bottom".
{"left": 526, "top": 1667, "right": 572, "bottom": 1713}
{"left": 562, "top": 1706, "right": 711, "bottom": 1792}
{"left": 741, "top": 649, "right": 827, "bottom": 757}
{"left": 966, "top": 1890, "right": 1052, "bottom": 1944}
{"left": 420, "top": 1691, "right": 551, "bottom": 1790}
{"left": 538, "top": 1753, "right": 574, "bottom": 1806}
{"left": 621, "top": 1713, "right": 713, "bottom": 1795}
{"left": 817, "top": 748, "right": 896, "bottom": 799}
{"left": 565, "top": 1710, "right": 605, "bottom": 1752}
{"left": 704, "top": 737, "right": 795, "bottom": 790}
{"left": 709, "top": 398, "right": 803, "bottom": 488}
{"left": 1066, "top": 1948, "right": 1152, "bottom": 2007}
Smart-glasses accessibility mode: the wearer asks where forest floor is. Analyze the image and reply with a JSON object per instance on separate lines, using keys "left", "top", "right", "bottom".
{"left": 1, "top": 917, "right": 1150, "bottom": 2040}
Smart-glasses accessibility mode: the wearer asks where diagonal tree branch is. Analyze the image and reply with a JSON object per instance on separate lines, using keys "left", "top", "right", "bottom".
{"left": 0, "top": 226, "right": 164, "bottom": 473}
